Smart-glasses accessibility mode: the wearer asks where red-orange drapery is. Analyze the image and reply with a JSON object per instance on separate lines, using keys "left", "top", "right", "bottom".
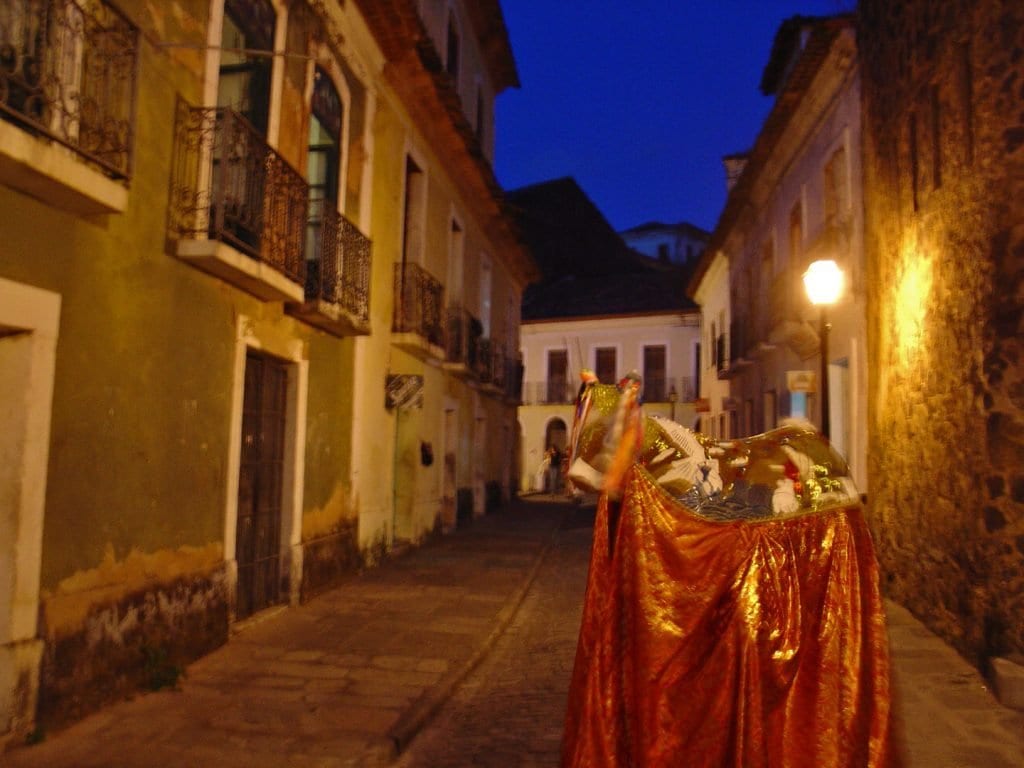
{"left": 562, "top": 467, "right": 898, "bottom": 768}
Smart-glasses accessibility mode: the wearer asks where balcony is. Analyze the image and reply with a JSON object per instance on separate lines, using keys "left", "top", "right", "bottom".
{"left": 287, "top": 208, "right": 372, "bottom": 337}
{"left": 522, "top": 380, "right": 573, "bottom": 406}
{"left": 443, "top": 305, "right": 481, "bottom": 378}
{"left": 643, "top": 376, "right": 698, "bottom": 404}
{"left": 505, "top": 354, "right": 524, "bottom": 403}
{"left": 169, "top": 101, "right": 307, "bottom": 303}
{"left": 392, "top": 262, "right": 444, "bottom": 359}
{"left": 474, "top": 337, "right": 493, "bottom": 384}
{"left": 0, "top": 0, "right": 138, "bottom": 214}
{"left": 522, "top": 376, "right": 696, "bottom": 406}
{"left": 481, "top": 339, "right": 507, "bottom": 395}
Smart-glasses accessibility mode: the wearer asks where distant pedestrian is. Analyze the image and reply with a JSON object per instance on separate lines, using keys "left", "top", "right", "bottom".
{"left": 547, "top": 445, "right": 563, "bottom": 493}
{"left": 534, "top": 452, "right": 550, "bottom": 492}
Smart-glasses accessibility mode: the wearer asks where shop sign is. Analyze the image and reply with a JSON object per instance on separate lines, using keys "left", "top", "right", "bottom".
{"left": 787, "top": 370, "right": 817, "bottom": 392}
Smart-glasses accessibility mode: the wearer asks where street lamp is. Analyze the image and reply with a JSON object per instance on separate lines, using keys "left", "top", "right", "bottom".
{"left": 803, "top": 259, "right": 844, "bottom": 440}
{"left": 668, "top": 385, "right": 678, "bottom": 423}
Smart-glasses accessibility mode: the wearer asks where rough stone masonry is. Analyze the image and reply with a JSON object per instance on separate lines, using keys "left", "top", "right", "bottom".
{"left": 859, "top": 0, "right": 1024, "bottom": 673}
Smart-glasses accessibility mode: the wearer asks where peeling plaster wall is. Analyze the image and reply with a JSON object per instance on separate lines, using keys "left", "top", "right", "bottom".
{"left": 0, "top": 0, "right": 366, "bottom": 727}
{"left": 37, "top": 563, "right": 228, "bottom": 730}
{"left": 0, "top": 0, "right": 526, "bottom": 730}
{"left": 859, "top": 0, "right": 1024, "bottom": 664}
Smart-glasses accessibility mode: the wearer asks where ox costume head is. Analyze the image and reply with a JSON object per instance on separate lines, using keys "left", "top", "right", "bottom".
{"left": 565, "top": 371, "right": 860, "bottom": 520}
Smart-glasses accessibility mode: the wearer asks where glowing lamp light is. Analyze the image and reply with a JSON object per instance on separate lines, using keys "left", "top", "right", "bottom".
{"left": 802, "top": 259, "right": 844, "bottom": 440}
{"left": 803, "top": 259, "right": 844, "bottom": 306}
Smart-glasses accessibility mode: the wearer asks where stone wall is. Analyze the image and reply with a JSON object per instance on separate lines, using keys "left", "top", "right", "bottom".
{"left": 859, "top": 0, "right": 1024, "bottom": 667}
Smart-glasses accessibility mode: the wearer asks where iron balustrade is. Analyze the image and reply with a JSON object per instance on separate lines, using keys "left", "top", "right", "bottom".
{"left": 475, "top": 337, "right": 493, "bottom": 382}
{"left": 0, "top": 0, "right": 138, "bottom": 179}
{"left": 170, "top": 100, "right": 307, "bottom": 284}
{"left": 506, "top": 354, "right": 524, "bottom": 401}
{"left": 306, "top": 207, "right": 371, "bottom": 324}
{"left": 467, "top": 314, "right": 483, "bottom": 371}
{"left": 643, "top": 376, "right": 698, "bottom": 403}
{"left": 521, "top": 380, "right": 573, "bottom": 405}
{"left": 644, "top": 376, "right": 668, "bottom": 403}
{"left": 393, "top": 262, "right": 444, "bottom": 347}
{"left": 445, "top": 304, "right": 479, "bottom": 365}
{"left": 489, "top": 340, "right": 507, "bottom": 390}
{"left": 522, "top": 376, "right": 696, "bottom": 406}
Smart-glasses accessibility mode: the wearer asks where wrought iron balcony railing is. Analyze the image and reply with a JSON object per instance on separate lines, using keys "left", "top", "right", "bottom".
{"left": 393, "top": 262, "right": 444, "bottom": 347}
{"left": 521, "top": 380, "right": 572, "bottom": 405}
{"left": 445, "top": 305, "right": 481, "bottom": 366}
{"left": 644, "top": 376, "right": 668, "bottom": 403}
{"left": 506, "top": 354, "right": 524, "bottom": 401}
{"left": 170, "top": 101, "right": 307, "bottom": 284}
{"left": 488, "top": 340, "right": 507, "bottom": 391}
{"left": 475, "top": 337, "right": 493, "bottom": 383}
{"left": 642, "top": 376, "right": 698, "bottom": 403}
{"left": 521, "top": 376, "right": 696, "bottom": 406}
{"left": 0, "top": 0, "right": 138, "bottom": 178}
{"left": 467, "top": 314, "right": 483, "bottom": 370}
{"left": 305, "top": 207, "right": 371, "bottom": 324}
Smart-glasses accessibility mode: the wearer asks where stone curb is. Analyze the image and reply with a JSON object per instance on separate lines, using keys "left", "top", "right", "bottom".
{"left": 356, "top": 509, "right": 565, "bottom": 767}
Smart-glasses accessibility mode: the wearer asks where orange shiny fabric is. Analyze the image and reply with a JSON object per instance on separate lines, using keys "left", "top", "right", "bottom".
{"left": 562, "top": 467, "right": 898, "bottom": 768}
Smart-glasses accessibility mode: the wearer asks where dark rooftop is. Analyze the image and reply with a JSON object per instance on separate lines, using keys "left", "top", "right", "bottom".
{"left": 619, "top": 220, "right": 711, "bottom": 240}
{"left": 506, "top": 177, "right": 698, "bottom": 321}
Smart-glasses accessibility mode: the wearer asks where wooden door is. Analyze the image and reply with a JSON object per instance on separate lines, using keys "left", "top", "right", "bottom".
{"left": 236, "top": 351, "right": 287, "bottom": 619}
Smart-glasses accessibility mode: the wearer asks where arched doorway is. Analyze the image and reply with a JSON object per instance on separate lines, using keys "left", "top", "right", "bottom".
{"left": 545, "top": 418, "right": 567, "bottom": 452}
{"left": 543, "top": 418, "right": 568, "bottom": 493}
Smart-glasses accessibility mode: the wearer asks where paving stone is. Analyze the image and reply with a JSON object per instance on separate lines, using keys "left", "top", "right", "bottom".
{"left": 5, "top": 499, "right": 1022, "bottom": 768}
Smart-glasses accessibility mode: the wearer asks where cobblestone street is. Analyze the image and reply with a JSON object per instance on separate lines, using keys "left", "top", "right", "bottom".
{"left": 393, "top": 508, "right": 593, "bottom": 767}
{"left": 4, "top": 498, "right": 1022, "bottom": 767}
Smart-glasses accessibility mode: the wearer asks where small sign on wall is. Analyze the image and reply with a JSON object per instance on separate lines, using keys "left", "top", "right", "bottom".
{"left": 787, "top": 370, "right": 817, "bottom": 393}
{"left": 386, "top": 374, "right": 424, "bottom": 410}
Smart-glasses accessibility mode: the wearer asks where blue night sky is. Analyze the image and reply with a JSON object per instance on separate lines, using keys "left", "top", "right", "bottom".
{"left": 494, "top": 1, "right": 856, "bottom": 233}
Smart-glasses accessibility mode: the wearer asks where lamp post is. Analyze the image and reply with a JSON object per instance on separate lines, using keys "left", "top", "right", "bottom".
{"left": 802, "top": 259, "right": 843, "bottom": 440}
{"left": 668, "top": 385, "right": 678, "bottom": 423}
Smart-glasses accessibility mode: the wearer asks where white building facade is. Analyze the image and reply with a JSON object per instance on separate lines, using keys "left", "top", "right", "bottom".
{"left": 518, "top": 312, "right": 701, "bottom": 493}
{"left": 689, "top": 250, "right": 733, "bottom": 439}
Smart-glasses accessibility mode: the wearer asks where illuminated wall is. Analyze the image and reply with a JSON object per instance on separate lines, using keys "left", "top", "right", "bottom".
{"left": 859, "top": 0, "right": 1024, "bottom": 665}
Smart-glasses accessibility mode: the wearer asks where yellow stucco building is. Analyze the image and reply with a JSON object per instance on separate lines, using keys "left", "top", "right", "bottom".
{"left": 0, "top": 0, "right": 534, "bottom": 740}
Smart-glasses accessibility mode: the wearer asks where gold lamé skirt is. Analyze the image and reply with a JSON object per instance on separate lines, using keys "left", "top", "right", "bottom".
{"left": 561, "top": 466, "right": 899, "bottom": 768}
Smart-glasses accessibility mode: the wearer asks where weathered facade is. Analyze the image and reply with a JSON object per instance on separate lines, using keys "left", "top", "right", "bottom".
{"left": 859, "top": 0, "right": 1024, "bottom": 664}
{"left": 688, "top": 15, "right": 869, "bottom": 493}
{"left": 0, "top": 0, "right": 533, "bottom": 742}
{"left": 510, "top": 178, "right": 701, "bottom": 493}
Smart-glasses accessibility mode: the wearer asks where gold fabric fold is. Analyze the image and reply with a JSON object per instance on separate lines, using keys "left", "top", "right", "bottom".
{"left": 562, "top": 467, "right": 898, "bottom": 768}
